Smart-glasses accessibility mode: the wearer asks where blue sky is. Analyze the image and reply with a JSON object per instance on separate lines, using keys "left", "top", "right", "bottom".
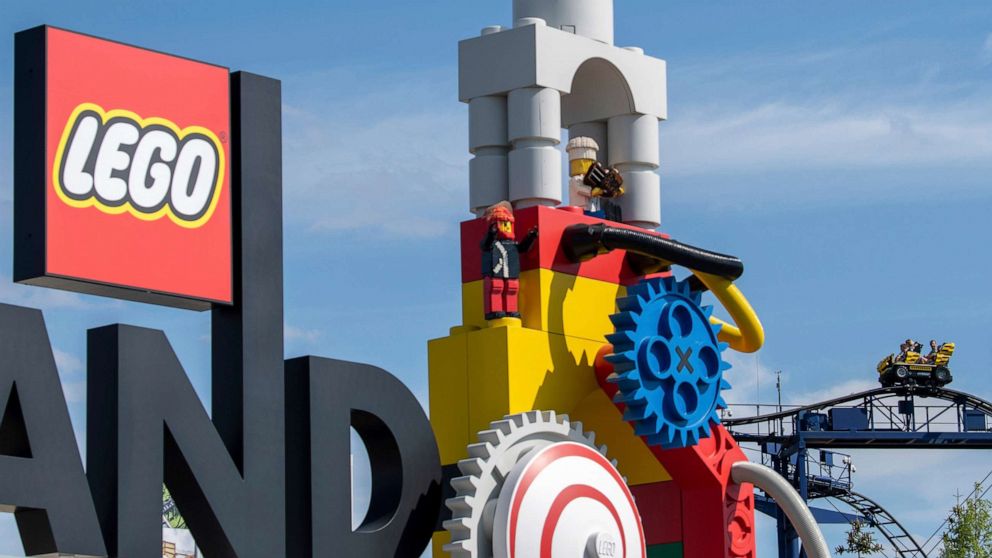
{"left": 1, "top": 1, "right": 991, "bottom": 556}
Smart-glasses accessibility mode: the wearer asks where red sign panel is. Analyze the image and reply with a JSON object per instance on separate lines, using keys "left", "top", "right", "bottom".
{"left": 14, "top": 26, "right": 232, "bottom": 309}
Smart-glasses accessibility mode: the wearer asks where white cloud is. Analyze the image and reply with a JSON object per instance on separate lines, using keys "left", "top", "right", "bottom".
{"left": 657, "top": 40, "right": 992, "bottom": 215}
{"left": 0, "top": 514, "right": 24, "bottom": 556}
{"left": 720, "top": 352, "right": 871, "bottom": 418}
{"left": 787, "top": 378, "right": 879, "bottom": 406}
{"left": 275, "top": 40, "right": 992, "bottom": 237}
{"left": 662, "top": 99, "right": 992, "bottom": 176}
{"left": 281, "top": 68, "right": 467, "bottom": 239}
{"left": 53, "top": 348, "right": 83, "bottom": 375}
{"left": 722, "top": 350, "right": 778, "bottom": 406}
{"left": 284, "top": 323, "right": 322, "bottom": 343}
{"left": 0, "top": 274, "right": 97, "bottom": 311}
{"left": 61, "top": 380, "right": 86, "bottom": 404}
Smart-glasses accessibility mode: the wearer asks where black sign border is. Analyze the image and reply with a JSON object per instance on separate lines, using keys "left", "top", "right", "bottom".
{"left": 13, "top": 25, "right": 233, "bottom": 311}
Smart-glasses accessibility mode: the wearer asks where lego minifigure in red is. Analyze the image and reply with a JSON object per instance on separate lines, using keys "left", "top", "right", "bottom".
{"left": 481, "top": 202, "right": 538, "bottom": 320}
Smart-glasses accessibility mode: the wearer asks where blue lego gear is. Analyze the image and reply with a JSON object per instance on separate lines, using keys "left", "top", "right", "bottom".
{"left": 606, "top": 276, "right": 731, "bottom": 449}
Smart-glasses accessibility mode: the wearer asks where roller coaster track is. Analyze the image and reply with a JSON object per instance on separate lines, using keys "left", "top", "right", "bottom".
{"left": 810, "top": 487, "right": 927, "bottom": 558}
{"left": 758, "top": 468, "right": 929, "bottom": 557}
{"left": 723, "top": 385, "right": 992, "bottom": 428}
{"left": 726, "top": 384, "right": 992, "bottom": 556}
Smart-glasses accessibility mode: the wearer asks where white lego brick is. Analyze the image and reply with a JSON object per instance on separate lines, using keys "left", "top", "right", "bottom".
{"left": 513, "top": 0, "right": 614, "bottom": 45}
{"left": 470, "top": 150, "right": 510, "bottom": 213}
{"left": 617, "top": 168, "right": 661, "bottom": 228}
{"left": 469, "top": 95, "right": 508, "bottom": 152}
{"left": 459, "top": 24, "right": 666, "bottom": 121}
{"left": 608, "top": 113, "right": 660, "bottom": 168}
{"left": 508, "top": 87, "right": 562, "bottom": 143}
{"left": 509, "top": 143, "right": 562, "bottom": 206}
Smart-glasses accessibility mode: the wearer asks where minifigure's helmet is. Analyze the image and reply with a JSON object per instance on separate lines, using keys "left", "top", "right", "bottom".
{"left": 566, "top": 136, "right": 600, "bottom": 177}
{"left": 566, "top": 136, "right": 600, "bottom": 161}
{"left": 485, "top": 201, "right": 514, "bottom": 224}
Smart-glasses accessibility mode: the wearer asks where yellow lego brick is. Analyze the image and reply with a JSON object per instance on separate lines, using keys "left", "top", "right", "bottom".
{"left": 427, "top": 333, "right": 470, "bottom": 465}
{"left": 461, "top": 268, "right": 624, "bottom": 342}
{"left": 461, "top": 280, "right": 484, "bottom": 329}
{"left": 433, "top": 321, "right": 665, "bottom": 480}
{"left": 464, "top": 324, "right": 512, "bottom": 437}
{"left": 570, "top": 389, "right": 671, "bottom": 485}
{"left": 430, "top": 322, "right": 670, "bottom": 555}
{"left": 432, "top": 530, "right": 450, "bottom": 557}
{"left": 464, "top": 323, "right": 604, "bottom": 443}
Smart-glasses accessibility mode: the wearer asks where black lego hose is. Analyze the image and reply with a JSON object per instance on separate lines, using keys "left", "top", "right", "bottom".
{"left": 561, "top": 223, "right": 744, "bottom": 280}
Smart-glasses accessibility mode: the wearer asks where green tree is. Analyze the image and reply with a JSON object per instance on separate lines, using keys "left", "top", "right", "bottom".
{"left": 940, "top": 483, "right": 992, "bottom": 558}
{"left": 163, "top": 484, "right": 187, "bottom": 529}
{"left": 835, "top": 519, "right": 885, "bottom": 557}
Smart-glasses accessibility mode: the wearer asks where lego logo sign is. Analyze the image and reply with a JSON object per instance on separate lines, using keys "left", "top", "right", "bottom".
{"left": 15, "top": 27, "right": 232, "bottom": 309}
{"left": 55, "top": 103, "right": 224, "bottom": 228}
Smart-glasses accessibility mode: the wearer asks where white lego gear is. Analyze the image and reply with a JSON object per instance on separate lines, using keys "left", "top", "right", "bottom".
{"left": 443, "top": 410, "right": 622, "bottom": 558}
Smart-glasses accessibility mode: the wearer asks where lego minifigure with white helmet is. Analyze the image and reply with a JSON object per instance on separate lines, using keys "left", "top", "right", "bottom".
{"left": 566, "top": 136, "right": 625, "bottom": 220}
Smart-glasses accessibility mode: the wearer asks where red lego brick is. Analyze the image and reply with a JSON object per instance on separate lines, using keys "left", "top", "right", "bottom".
{"left": 630, "top": 481, "right": 683, "bottom": 546}
{"left": 461, "top": 205, "right": 670, "bottom": 286}
{"left": 596, "top": 348, "right": 757, "bottom": 558}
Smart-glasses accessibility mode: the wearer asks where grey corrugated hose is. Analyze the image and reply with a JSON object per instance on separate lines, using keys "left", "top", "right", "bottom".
{"left": 731, "top": 461, "right": 832, "bottom": 558}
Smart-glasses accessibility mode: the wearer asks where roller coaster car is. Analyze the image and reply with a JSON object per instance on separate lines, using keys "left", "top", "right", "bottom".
{"left": 877, "top": 343, "right": 955, "bottom": 388}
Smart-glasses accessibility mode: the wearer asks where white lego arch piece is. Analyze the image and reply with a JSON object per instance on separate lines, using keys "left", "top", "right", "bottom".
{"left": 562, "top": 57, "right": 635, "bottom": 127}
{"left": 458, "top": 24, "right": 666, "bottom": 121}
{"left": 461, "top": 1, "right": 665, "bottom": 227}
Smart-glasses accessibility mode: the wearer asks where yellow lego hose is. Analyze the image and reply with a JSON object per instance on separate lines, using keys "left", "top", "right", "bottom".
{"left": 694, "top": 271, "right": 764, "bottom": 353}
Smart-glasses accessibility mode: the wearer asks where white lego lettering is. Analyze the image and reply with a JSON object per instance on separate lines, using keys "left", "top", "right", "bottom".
{"left": 128, "top": 129, "right": 177, "bottom": 210}
{"left": 94, "top": 121, "right": 139, "bottom": 203}
{"left": 61, "top": 114, "right": 98, "bottom": 196}
{"left": 56, "top": 105, "right": 223, "bottom": 226}
{"left": 170, "top": 137, "right": 217, "bottom": 219}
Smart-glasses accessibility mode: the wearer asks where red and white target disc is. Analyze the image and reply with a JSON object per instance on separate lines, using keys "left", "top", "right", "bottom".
{"left": 493, "top": 442, "right": 646, "bottom": 558}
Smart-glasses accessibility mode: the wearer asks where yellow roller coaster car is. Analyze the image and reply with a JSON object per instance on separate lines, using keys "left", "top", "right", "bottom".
{"left": 877, "top": 342, "right": 955, "bottom": 388}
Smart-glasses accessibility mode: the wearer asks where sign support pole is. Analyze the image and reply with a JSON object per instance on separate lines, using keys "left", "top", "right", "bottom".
{"left": 209, "top": 71, "right": 287, "bottom": 557}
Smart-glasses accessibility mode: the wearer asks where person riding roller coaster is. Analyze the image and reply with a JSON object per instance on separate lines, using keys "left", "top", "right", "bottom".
{"left": 896, "top": 339, "right": 921, "bottom": 363}
{"left": 923, "top": 339, "right": 945, "bottom": 364}
{"left": 878, "top": 338, "right": 955, "bottom": 388}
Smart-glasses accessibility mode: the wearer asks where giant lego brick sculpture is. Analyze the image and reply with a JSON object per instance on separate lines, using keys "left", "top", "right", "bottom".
{"left": 430, "top": 201, "right": 761, "bottom": 557}
{"left": 427, "top": 2, "right": 777, "bottom": 557}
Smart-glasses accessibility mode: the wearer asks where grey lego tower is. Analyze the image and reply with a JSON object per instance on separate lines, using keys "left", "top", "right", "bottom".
{"left": 460, "top": 0, "right": 667, "bottom": 229}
